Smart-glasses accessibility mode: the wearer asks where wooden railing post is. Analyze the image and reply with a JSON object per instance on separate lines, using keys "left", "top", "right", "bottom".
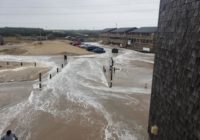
{"left": 39, "top": 73, "right": 42, "bottom": 89}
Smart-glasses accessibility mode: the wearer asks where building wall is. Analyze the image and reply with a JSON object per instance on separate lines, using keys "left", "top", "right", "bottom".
{"left": 130, "top": 33, "right": 155, "bottom": 52}
{"left": 100, "top": 31, "right": 156, "bottom": 52}
{"left": 149, "top": 0, "right": 200, "bottom": 140}
{"left": 100, "top": 32, "right": 128, "bottom": 47}
{"left": 127, "top": 33, "right": 155, "bottom": 52}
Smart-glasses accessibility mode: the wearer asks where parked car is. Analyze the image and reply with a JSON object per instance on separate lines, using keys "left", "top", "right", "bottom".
{"left": 80, "top": 44, "right": 86, "bottom": 48}
{"left": 92, "top": 48, "right": 105, "bottom": 54}
{"left": 86, "top": 46, "right": 99, "bottom": 51}
{"left": 73, "top": 41, "right": 81, "bottom": 46}
{"left": 80, "top": 44, "right": 90, "bottom": 49}
{"left": 112, "top": 48, "right": 119, "bottom": 53}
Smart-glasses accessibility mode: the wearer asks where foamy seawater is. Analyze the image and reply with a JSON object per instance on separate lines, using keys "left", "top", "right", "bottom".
{"left": 0, "top": 43, "right": 154, "bottom": 140}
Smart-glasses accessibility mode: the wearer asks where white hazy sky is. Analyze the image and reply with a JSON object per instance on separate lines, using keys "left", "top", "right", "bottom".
{"left": 0, "top": 0, "right": 160, "bottom": 30}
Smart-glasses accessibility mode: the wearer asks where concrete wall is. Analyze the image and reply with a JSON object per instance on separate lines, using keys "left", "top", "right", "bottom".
{"left": 148, "top": 0, "right": 200, "bottom": 140}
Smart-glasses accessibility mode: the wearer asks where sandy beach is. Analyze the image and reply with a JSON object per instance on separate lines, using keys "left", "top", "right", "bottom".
{"left": 0, "top": 40, "right": 92, "bottom": 56}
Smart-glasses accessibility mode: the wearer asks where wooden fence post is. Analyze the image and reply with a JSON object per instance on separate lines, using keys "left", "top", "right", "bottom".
{"left": 109, "top": 66, "right": 113, "bottom": 79}
{"left": 39, "top": 73, "right": 42, "bottom": 89}
{"left": 64, "top": 55, "right": 67, "bottom": 65}
{"left": 39, "top": 83, "right": 42, "bottom": 89}
{"left": 109, "top": 82, "right": 112, "bottom": 88}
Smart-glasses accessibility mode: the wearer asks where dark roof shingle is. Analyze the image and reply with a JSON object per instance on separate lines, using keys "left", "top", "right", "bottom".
{"left": 111, "top": 27, "right": 137, "bottom": 33}
{"left": 131, "top": 27, "right": 157, "bottom": 33}
{"left": 101, "top": 28, "right": 117, "bottom": 33}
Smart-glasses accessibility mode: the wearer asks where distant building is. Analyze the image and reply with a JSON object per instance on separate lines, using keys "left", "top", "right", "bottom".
{"left": 108, "top": 27, "right": 137, "bottom": 47}
{"left": 100, "top": 28, "right": 117, "bottom": 44}
{"left": 0, "top": 35, "right": 4, "bottom": 45}
{"left": 127, "top": 27, "right": 157, "bottom": 52}
{"left": 100, "top": 27, "right": 157, "bottom": 52}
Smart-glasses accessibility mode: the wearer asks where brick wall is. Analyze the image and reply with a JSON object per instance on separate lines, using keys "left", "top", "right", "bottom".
{"left": 148, "top": 0, "right": 200, "bottom": 140}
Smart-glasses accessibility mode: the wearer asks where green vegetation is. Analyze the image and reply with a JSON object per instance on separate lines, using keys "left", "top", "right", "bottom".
{"left": 0, "top": 27, "right": 100, "bottom": 38}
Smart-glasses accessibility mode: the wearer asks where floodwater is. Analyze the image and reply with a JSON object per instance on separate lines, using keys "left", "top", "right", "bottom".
{"left": 0, "top": 43, "right": 154, "bottom": 140}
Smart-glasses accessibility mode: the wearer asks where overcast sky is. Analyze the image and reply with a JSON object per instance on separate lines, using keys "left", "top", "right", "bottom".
{"left": 0, "top": 0, "right": 160, "bottom": 30}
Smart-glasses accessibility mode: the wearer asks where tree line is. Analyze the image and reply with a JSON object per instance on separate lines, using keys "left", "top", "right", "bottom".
{"left": 0, "top": 27, "right": 100, "bottom": 38}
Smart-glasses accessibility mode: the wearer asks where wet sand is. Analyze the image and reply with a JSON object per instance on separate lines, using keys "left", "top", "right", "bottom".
{"left": 0, "top": 61, "right": 49, "bottom": 83}
{"left": 0, "top": 43, "right": 154, "bottom": 140}
{"left": 0, "top": 81, "right": 34, "bottom": 110}
{"left": 0, "top": 61, "right": 35, "bottom": 70}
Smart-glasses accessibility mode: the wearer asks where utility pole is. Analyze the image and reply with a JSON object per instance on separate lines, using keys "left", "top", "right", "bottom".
{"left": 116, "top": 23, "right": 118, "bottom": 28}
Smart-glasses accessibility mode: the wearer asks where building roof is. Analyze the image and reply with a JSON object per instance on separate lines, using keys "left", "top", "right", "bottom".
{"left": 111, "top": 27, "right": 137, "bottom": 33}
{"left": 131, "top": 27, "right": 157, "bottom": 33}
{"left": 101, "top": 28, "right": 117, "bottom": 33}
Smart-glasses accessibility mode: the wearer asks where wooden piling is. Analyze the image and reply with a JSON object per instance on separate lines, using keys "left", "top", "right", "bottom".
{"left": 20, "top": 62, "right": 23, "bottom": 67}
{"left": 64, "top": 55, "right": 67, "bottom": 61}
{"left": 110, "top": 57, "right": 114, "bottom": 66}
{"left": 109, "top": 65, "right": 113, "bottom": 88}
{"left": 64, "top": 55, "right": 67, "bottom": 65}
{"left": 34, "top": 62, "right": 37, "bottom": 67}
{"left": 103, "top": 66, "right": 106, "bottom": 73}
{"left": 109, "top": 82, "right": 112, "bottom": 88}
{"left": 110, "top": 68, "right": 113, "bottom": 81}
{"left": 39, "top": 83, "right": 42, "bottom": 89}
{"left": 50, "top": 74, "right": 52, "bottom": 79}
{"left": 39, "top": 73, "right": 42, "bottom": 89}
{"left": 39, "top": 73, "right": 42, "bottom": 82}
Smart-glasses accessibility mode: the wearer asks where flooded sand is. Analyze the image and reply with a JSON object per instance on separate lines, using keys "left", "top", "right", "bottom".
{"left": 0, "top": 43, "right": 154, "bottom": 140}
{"left": 0, "top": 61, "right": 50, "bottom": 83}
